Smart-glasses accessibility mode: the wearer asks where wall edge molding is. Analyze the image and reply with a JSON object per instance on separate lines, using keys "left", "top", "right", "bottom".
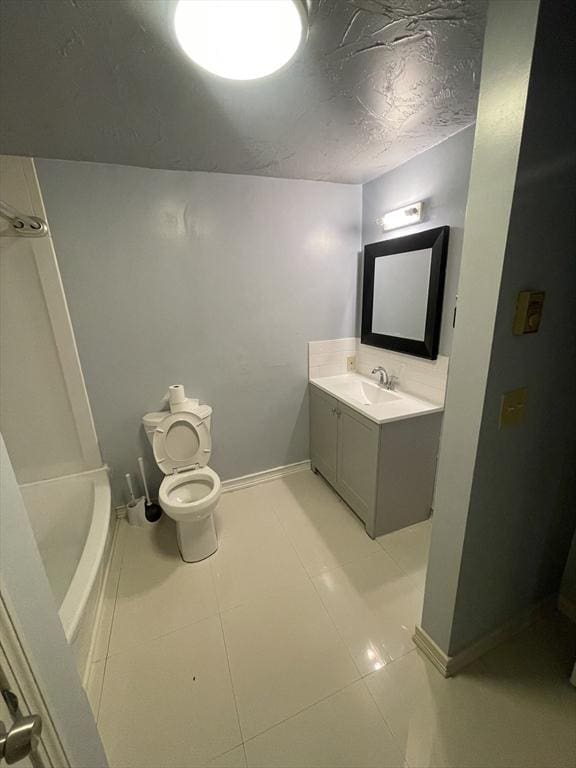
{"left": 222, "top": 460, "right": 311, "bottom": 493}
{"left": 414, "top": 596, "right": 555, "bottom": 677}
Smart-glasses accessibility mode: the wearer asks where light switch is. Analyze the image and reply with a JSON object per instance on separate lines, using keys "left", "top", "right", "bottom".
{"left": 499, "top": 387, "right": 528, "bottom": 429}
{"left": 513, "top": 290, "right": 545, "bottom": 335}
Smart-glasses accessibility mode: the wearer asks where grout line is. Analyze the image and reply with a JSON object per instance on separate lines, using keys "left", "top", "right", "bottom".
{"left": 242, "top": 677, "right": 368, "bottom": 747}
{"left": 264, "top": 476, "right": 366, "bottom": 681}
{"left": 216, "top": 609, "right": 246, "bottom": 751}
{"left": 206, "top": 551, "right": 246, "bottom": 749}
{"left": 104, "top": 603, "right": 221, "bottom": 660}
{"left": 362, "top": 658, "right": 416, "bottom": 768}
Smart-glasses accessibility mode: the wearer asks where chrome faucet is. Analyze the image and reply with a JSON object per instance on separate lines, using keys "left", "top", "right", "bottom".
{"left": 371, "top": 366, "right": 398, "bottom": 391}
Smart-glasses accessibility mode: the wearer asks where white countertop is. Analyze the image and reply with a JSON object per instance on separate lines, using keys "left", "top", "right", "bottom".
{"left": 309, "top": 373, "right": 444, "bottom": 425}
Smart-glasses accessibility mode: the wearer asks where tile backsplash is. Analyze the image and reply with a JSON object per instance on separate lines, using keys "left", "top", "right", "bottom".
{"left": 308, "top": 338, "right": 357, "bottom": 379}
{"left": 308, "top": 338, "right": 448, "bottom": 405}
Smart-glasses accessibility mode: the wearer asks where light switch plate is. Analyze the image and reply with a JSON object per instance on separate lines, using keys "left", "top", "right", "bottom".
{"left": 346, "top": 355, "right": 356, "bottom": 372}
{"left": 499, "top": 387, "right": 528, "bottom": 429}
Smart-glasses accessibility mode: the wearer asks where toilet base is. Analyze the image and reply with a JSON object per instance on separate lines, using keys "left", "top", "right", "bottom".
{"left": 176, "top": 513, "right": 218, "bottom": 562}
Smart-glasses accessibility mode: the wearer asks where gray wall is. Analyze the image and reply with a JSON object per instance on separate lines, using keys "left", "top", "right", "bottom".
{"left": 448, "top": 0, "right": 576, "bottom": 653}
{"left": 362, "top": 126, "right": 475, "bottom": 355}
{"left": 36, "top": 161, "right": 361, "bottom": 502}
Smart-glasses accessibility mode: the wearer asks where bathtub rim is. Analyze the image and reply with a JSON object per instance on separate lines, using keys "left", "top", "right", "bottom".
{"left": 19, "top": 466, "right": 111, "bottom": 643}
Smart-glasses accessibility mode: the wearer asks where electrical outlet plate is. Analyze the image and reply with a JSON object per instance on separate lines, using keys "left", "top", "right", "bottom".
{"left": 499, "top": 387, "right": 528, "bottom": 429}
{"left": 346, "top": 355, "right": 356, "bottom": 372}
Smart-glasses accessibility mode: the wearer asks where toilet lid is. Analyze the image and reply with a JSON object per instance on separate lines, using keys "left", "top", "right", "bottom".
{"left": 153, "top": 411, "right": 212, "bottom": 475}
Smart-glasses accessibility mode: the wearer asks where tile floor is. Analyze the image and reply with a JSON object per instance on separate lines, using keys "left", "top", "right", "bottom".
{"left": 88, "top": 470, "right": 576, "bottom": 768}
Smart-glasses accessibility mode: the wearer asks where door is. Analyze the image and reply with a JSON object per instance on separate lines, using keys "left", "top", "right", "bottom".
{"left": 1, "top": 646, "right": 44, "bottom": 768}
{"left": 0, "top": 435, "right": 107, "bottom": 768}
{"left": 309, "top": 386, "right": 338, "bottom": 485}
{"left": 335, "top": 402, "right": 379, "bottom": 529}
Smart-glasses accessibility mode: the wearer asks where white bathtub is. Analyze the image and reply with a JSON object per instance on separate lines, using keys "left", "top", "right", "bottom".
{"left": 20, "top": 467, "right": 112, "bottom": 679}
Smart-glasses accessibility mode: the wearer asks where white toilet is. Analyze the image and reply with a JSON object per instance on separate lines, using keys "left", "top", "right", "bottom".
{"left": 143, "top": 390, "right": 221, "bottom": 562}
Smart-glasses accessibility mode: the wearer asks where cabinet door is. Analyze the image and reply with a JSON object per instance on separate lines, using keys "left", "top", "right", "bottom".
{"left": 309, "top": 385, "right": 338, "bottom": 485}
{"left": 336, "top": 401, "right": 379, "bottom": 528}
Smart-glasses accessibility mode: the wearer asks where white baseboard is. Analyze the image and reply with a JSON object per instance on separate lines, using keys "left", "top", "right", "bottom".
{"left": 414, "top": 596, "right": 554, "bottom": 677}
{"left": 113, "top": 461, "right": 311, "bottom": 515}
{"left": 558, "top": 594, "right": 576, "bottom": 623}
{"left": 222, "top": 460, "right": 311, "bottom": 493}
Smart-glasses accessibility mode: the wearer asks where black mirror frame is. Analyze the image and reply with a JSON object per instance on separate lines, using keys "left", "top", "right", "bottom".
{"left": 361, "top": 226, "right": 449, "bottom": 360}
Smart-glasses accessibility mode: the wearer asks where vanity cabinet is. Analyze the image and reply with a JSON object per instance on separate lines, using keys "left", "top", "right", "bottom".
{"left": 310, "top": 383, "right": 441, "bottom": 538}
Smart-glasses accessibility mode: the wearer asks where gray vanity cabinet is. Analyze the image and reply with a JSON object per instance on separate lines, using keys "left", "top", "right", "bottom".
{"left": 309, "top": 386, "right": 338, "bottom": 485}
{"left": 310, "top": 382, "right": 441, "bottom": 538}
{"left": 336, "top": 402, "right": 379, "bottom": 526}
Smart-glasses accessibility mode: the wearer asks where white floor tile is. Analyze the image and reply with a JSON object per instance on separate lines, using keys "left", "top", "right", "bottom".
{"left": 245, "top": 680, "right": 404, "bottom": 767}
{"left": 215, "top": 485, "right": 282, "bottom": 541}
{"left": 210, "top": 487, "right": 310, "bottom": 611}
{"left": 97, "top": 479, "right": 575, "bottom": 768}
{"left": 366, "top": 616, "right": 576, "bottom": 768}
{"left": 221, "top": 581, "right": 360, "bottom": 740}
{"left": 264, "top": 472, "right": 381, "bottom": 575}
{"left": 99, "top": 616, "right": 242, "bottom": 767}
{"left": 313, "top": 550, "right": 423, "bottom": 675}
{"left": 377, "top": 519, "right": 432, "bottom": 583}
{"left": 109, "top": 518, "right": 219, "bottom": 655}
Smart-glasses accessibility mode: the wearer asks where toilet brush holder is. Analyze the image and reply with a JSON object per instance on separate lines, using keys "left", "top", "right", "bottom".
{"left": 126, "top": 496, "right": 155, "bottom": 527}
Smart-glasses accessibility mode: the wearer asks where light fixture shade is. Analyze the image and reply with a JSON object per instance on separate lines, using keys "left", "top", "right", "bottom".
{"left": 377, "top": 202, "right": 423, "bottom": 231}
{"left": 174, "top": 0, "right": 306, "bottom": 81}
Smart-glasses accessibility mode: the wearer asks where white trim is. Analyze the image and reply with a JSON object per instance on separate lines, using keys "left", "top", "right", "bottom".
{"left": 221, "top": 460, "right": 311, "bottom": 493}
{"left": 558, "top": 594, "right": 576, "bottom": 624}
{"left": 82, "top": 517, "right": 119, "bottom": 685}
{"left": 0, "top": 594, "right": 70, "bottom": 767}
{"left": 18, "top": 464, "right": 110, "bottom": 489}
{"left": 413, "top": 625, "right": 452, "bottom": 677}
{"left": 114, "top": 461, "right": 311, "bottom": 513}
{"left": 26, "top": 157, "right": 102, "bottom": 470}
{"left": 414, "top": 597, "right": 554, "bottom": 677}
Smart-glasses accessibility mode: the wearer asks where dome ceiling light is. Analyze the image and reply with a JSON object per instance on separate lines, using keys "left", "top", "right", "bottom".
{"left": 174, "top": 0, "right": 307, "bottom": 81}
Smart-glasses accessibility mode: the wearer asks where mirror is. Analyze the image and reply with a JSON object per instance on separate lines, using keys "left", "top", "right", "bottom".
{"left": 361, "top": 226, "right": 449, "bottom": 360}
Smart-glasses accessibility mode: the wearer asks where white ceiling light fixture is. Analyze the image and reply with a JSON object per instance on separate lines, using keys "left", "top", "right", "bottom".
{"left": 174, "top": 0, "right": 307, "bottom": 81}
{"left": 376, "top": 202, "right": 423, "bottom": 232}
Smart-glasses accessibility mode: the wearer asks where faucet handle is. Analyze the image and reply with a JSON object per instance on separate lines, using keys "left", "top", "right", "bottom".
{"left": 387, "top": 375, "right": 399, "bottom": 391}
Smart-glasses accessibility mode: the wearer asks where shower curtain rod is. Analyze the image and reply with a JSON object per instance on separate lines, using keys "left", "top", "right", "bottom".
{"left": 0, "top": 199, "right": 48, "bottom": 237}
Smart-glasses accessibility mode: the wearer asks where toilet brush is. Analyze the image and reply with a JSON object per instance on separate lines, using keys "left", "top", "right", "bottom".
{"left": 137, "top": 456, "right": 162, "bottom": 522}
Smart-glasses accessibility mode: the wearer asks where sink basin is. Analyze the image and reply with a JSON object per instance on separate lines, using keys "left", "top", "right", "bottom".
{"left": 309, "top": 373, "right": 443, "bottom": 425}
{"left": 334, "top": 379, "right": 400, "bottom": 406}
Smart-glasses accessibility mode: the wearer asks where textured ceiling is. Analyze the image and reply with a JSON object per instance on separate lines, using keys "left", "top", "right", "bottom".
{"left": 0, "top": 0, "right": 486, "bottom": 183}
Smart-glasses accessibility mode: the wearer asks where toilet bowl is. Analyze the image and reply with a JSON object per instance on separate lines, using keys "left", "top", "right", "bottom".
{"left": 143, "top": 396, "right": 221, "bottom": 562}
{"left": 159, "top": 466, "right": 220, "bottom": 562}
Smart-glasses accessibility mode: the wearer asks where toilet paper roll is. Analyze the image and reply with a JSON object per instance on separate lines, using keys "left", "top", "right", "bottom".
{"left": 168, "top": 384, "right": 186, "bottom": 410}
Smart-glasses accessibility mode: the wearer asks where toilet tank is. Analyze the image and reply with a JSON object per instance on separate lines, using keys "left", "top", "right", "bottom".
{"left": 142, "top": 411, "right": 166, "bottom": 446}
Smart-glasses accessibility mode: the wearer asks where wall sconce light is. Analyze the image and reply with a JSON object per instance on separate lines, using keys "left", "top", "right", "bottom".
{"left": 376, "top": 201, "right": 423, "bottom": 231}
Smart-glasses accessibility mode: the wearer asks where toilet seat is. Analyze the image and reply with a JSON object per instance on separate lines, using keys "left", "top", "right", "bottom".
{"left": 159, "top": 466, "right": 221, "bottom": 523}
{"left": 153, "top": 410, "right": 211, "bottom": 475}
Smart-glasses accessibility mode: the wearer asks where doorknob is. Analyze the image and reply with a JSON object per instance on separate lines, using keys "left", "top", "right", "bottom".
{"left": 1, "top": 689, "right": 42, "bottom": 765}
